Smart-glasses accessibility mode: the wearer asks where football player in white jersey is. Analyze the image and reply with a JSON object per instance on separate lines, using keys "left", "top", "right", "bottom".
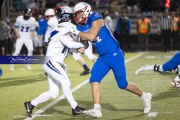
{"left": 24, "top": 6, "right": 86, "bottom": 117}
{"left": 10, "top": 8, "right": 36, "bottom": 71}
{"left": 44, "top": 8, "right": 57, "bottom": 43}
{"left": 44, "top": 6, "right": 96, "bottom": 76}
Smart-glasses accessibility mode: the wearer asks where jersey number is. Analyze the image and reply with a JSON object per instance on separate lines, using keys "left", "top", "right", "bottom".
{"left": 20, "top": 26, "right": 29, "bottom": 32}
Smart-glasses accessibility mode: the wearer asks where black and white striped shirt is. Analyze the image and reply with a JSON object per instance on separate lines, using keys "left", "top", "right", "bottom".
{"left": 158, "top": 15, "right": 173, "bottom": 31}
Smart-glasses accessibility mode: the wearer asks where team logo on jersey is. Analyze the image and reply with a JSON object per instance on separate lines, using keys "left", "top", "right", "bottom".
{"left": 113, "top": 53, "right": 117, "bottom": 56}
{"left": 96, "top": 36, "right": 101, "bottom": 42}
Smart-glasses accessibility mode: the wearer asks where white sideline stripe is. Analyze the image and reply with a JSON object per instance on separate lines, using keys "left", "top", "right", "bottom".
{"left": 23, "top": 52, "right": 144, "bottom": 120}
{"left": 148, "top": 112, "right": 159, "bottom": 117}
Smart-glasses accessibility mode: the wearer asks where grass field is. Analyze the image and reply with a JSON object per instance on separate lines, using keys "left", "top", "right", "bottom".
{"left": 0, "top": 52, "right": 180, "bottom": 120}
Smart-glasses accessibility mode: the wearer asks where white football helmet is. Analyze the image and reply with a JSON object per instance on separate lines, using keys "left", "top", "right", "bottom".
{"left": 73, "top": 2, "right": 92, "bottom": 25}
{"left": 62, "top": 6, "right": 72, "bottom": 13}
{"left": 45, "top": 8, "right": 55, "bottom": 16}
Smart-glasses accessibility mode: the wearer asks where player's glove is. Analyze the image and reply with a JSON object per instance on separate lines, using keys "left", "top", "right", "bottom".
{"left": 68, "top": 24, "right": 80, "bottom": 35}
{"left": 80, "top": 40, "right": 89, "bottom": 49}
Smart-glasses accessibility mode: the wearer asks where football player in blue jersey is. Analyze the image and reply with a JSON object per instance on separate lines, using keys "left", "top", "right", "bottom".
{"left": 68, "top": 2, "right": 152, "bottom": 117}
{"left": 135, "top": 52, "right": 180, "bottom": 88}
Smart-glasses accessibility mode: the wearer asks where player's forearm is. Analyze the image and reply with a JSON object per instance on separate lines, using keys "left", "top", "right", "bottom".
{"left": 14, "top": 28, "right": 20, "bottom": 38}
{"left": 78, "top": 32, "right": 96, "bottom": 41}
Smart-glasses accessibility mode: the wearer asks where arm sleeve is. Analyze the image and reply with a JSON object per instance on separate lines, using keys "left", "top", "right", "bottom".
{"left": 60, "top": 36, "right": 84, "bottom": 49}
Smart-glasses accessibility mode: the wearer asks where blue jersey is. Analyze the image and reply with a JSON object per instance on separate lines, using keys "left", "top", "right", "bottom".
{"left": 77, "top": 12, "right": 128, "bottom": 89}
{"left": 76, "top": 12, "right": 120, "bottom": 56}
{"left": 37, "top": 18, "right": 48, "bottom": 42}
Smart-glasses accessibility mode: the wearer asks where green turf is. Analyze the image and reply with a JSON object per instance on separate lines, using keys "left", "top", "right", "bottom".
{"left": 0, "top": 52, "right": 180, "bottom": 120}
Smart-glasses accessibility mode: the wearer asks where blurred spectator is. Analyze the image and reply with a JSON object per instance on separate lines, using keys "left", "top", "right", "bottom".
{"left": 140, "top": 0, "right": 149, "bottom": 13}
{"left": 27, "top": 0, "right": 38, "bottom": 17}
{"left": 158, "top": 10, "right": 173, "bottom": 52}
{"left": 136, "top": 12, "right": 151, "bottom": 51}
{"left": 102, "top": 11, "right": 113, "bottom": 33}
{"left": 170, "top": 0, "right": 180, "bottom": 12}
{"left": 113, "top": 11, "right": 120, "bottom": 46}
{"left": 27, "top": 0, "right": 37, "bottom": 9}
{"left": 37, "top": 0, "right": 46, "bottom": 10}
{"left": 46, "top": 0, "right": 58, "bottom": 8}
{"left": 92, "top": 0, "right": 101, "bottom": 8}
{"left": 15, "top": 0, "right": 28, "bottom": 10}
{"left": 115, "top": 10, "right": 132, "bottom": 52}
{"left": 92, "top": 0, "right": 110, "bottom": 8}
{"left": 126, "top": 0, "right": 139, "bottom": 14}
{"left": 155, "top": 0, "right": 165, "bottom": 12}
{"left": 148, "top": 0, "right": 157, "bottom": 16}
{"left": 13, "top": 0, "right": 21, "bottom": 9}
{"left": 170, "top": 11, "right": 179, "bottom": 50}
{"left": 35, "top": 0, "right": 46, "bottom": 19}
{"left": 0, "top": 18, "right": 10, "bottom": 56}
{"left": 5, "top": 18, "right": 13, "bottom": 55}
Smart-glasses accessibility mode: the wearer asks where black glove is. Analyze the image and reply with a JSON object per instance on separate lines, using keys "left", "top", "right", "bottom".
{"left": 80, "top": 38, "right": 89, "bottom": 49}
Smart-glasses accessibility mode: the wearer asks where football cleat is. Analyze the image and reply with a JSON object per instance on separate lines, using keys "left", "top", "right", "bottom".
{"left": 44, "top": 72, "right": 48, "bottom": 77}
{"left": 171, "top": 80, "right": 176, "bottom": 87}
{"left": 72, "top": 106, "right": 86, "bottom": 115}
{"left": 135, "top": 66, "right": 145, "bottom": 75}
{"left": 24, "top": 101, "right": 35, "bottom": 117}
{"left": 10, "top": 65, "right": 14, "bottom": 71}
{"left": 83, "top": 109, "right": 102, "bottom": 118}
{"left": 142, "top": 93, "right": 152, "bottom": 113}
{"left": 171, "top": 75, "right": 180, "bottom": 88}
{"left": 80, "top": 68, "right": 90, "bottom": 75}
{"left": 27, "top": 66, "right": 31, "bottom": 70}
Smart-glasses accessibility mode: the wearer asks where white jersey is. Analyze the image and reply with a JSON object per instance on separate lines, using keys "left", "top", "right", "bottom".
{"left": 45, "top": 22, "right": 84, "bottom": 64}
{"left": 14, "top": 15, "right": 36, "bottom": 38}
{"left": 44, "top": 16, "right": 58, "bottom": 42}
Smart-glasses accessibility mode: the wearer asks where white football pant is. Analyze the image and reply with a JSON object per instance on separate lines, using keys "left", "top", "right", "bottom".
{"left": 31, "top": 60, "right": 78, "bottom": 109}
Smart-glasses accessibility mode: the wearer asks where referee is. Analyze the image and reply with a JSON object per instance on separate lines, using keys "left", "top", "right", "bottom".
{"left": 158, "top": 10, "right": 173, "bottom": 52}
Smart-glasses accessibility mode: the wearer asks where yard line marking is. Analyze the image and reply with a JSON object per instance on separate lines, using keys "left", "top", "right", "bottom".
{"left": 125, "top": 52, "right": 144, "bottom": 63}
{"left": 23, "top": 52, "right": 144, "bottom": 120}
{"left": 148, "top": 112, "right": 159, "bottom": 117}
{"left": 13, "top": 115, "right": 52, "bottom": 118}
